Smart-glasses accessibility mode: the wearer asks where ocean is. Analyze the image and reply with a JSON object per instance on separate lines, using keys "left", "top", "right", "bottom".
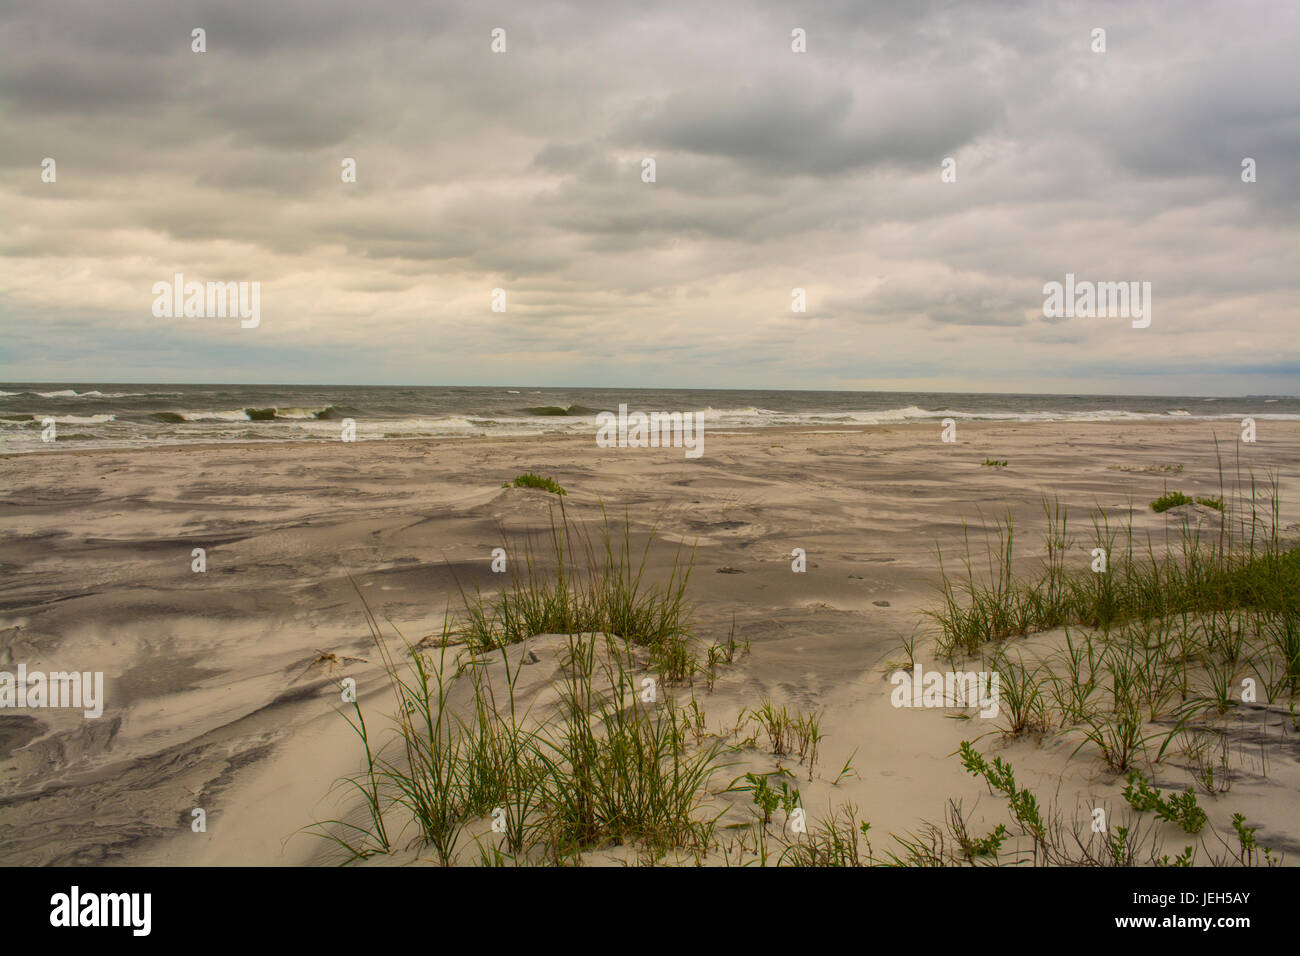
{"left": 1, "top": 384, "right": 1296, "bottom": 453}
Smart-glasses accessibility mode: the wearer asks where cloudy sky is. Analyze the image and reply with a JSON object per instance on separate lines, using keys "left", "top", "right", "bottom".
{"left": 1, "top": 0, "right": 1296, "bottom": 394}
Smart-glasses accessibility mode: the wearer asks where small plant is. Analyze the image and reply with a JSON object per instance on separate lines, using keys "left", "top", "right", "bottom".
{"left": 651, "top": 633, "right": 695, "bottom": 684}
{"left": 1121, "top": 771, "right": 1162, "bottom": 813}
{"left": 1150, "top": 491, "right": 1193, "bottom": 513}
{"left": 1048, "top": 627, "right": 1101, "bottom": 726}
{"left": 503, "top": 472, "right": 567, "bottom": 495}
{"left": 832, "top": 748, "right": 859, "bottom": 785}
{"left": 950, "top": 801, "right": 1008, "bottom": 861}
{"left": 993, "top": 651, "right": 1050, "bottom": 737}
{"left": 958, "top": 742, "right": 1045, "bottom": 846}
{"left": 1159, "top": 789, "right": 1208, "bottom": 835}
{"left": 1231, "top": 813, "right": 1277, "bottom": 867}
{"left": 896, "top": 630, "right": 919, "bottom": 671}
{"left": 1107, "top": 826, "right": 1135, "bottom": 865}
{"left": 749, "top": 699, "right": 789, "bottom": 756}
{"left": 735, "top": 771, "right": 800, "bottom": 828}
{"left": 981, "top": 459, "right": 1009, "bottom": 468}
{"left": 684, "top": 698, "right": 708, "bottom": 743}
{"left": 1157, "top": 845, "right": 1196, "bottom": 867}
{"left": 746, "top": 700, "right": 823, "bottom": 778}
{"left": 1195, "top": 496, "right": 1224, "bottom": 512}
{"left": 790, "top": 709, "right": 824, "bottom": 779}
{"left": 967, "top": 823, "right": 1008, "bottom": 859}
{"left": 1122, "top": 772, "right": 1207, "bottom": 834}
{"left": 1074, "top": 702, "right": 1164, "bottom": 774}
{"left": 778, "top": 806, "right": 873, "bottom": 867}
{"left": 703, "top": 643, "right": 724, "bottom": 690}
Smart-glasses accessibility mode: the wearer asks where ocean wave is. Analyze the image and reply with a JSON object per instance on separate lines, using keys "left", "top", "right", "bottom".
{"left": 390, "top": 416, "right": 480, "bottom": 431}
{"left": 520, "top": 404, "right": 597, "bottom": 416}
{"left": 3, "top": 414, "right": 120, "bottom": 425}
{"left": 0, "top": 388, "right": 184, "bottom": 400}
{"left": 145, "top": 405, "right": 350, "bottom": 423}
{"left": 312, "top": 405, "right": 350, "bottom": 420}
{"left": 700, "top": 405, "right": 773, "bottom": 416}
{"left": 98, "top": 391, "right": 185, "bottom": 399}
{"left": 175, "top": 409, "right": 258, "bottom": 422}
{"left": 5, "top": 393, "right": 1297, "bottom": 452}
{"left": 262, "top": 405, "right": 350, "bottom": 421}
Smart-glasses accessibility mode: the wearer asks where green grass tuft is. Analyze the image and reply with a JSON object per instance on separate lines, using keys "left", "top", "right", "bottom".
{"left": 460, "top": 504, "right": 695, "bottom": 669}
{"left": 311, "top": 510, "right": 731, "bottom": 865}
{"left": 503, "top": 473, "right": 567, "bottom": 495}
{"left": 1150, "top": 490, "right": 1193, "bottom": 512}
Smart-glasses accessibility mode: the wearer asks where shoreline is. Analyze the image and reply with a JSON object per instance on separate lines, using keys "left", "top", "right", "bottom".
{"left": 1, "top": 416, "right": 1284, "bottom": 460}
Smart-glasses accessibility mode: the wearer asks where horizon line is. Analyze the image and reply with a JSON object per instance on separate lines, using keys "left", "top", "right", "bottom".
{"left": 1, "top": 380, "right": 1296, "bottom": 400}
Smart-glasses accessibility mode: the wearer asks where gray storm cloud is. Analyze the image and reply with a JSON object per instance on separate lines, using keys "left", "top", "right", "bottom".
{"left": 0, "top": 0, "right": 1295, "bottom": 392}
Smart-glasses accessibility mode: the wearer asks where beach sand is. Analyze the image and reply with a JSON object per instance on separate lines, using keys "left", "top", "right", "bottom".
{"left": 2, "top": 420, "right": 1297, "bottom": 865}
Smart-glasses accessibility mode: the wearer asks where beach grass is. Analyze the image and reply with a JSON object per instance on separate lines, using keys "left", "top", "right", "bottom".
{"left": 929, "top": 472, "right": 1296, "bottom": 661}
{"left": 917, "top": 462, "right": 1296, "bottom": 859}
{"left": 314, "top": 453, "right": 1295, "bottom": 867}
{"left": 1151, "top": 490, "right": 1193, "bottom": 512}
{"left": 503, "top": 472, "right": 567, "bottom": 495}
{"left": 312, "top": 511, "right": 727, "bottom": 865}
{"left": 459, "top": 504, "right": 696, "bottom": 677}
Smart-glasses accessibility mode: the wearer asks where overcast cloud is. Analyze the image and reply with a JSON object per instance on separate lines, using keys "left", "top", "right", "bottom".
{"left": 1, "top": 0, "right": 1296, "bottom": 393}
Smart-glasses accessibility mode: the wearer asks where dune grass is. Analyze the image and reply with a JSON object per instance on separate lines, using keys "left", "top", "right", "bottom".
{"left": 503, "top": 472, "right": 567, "bottom": 495}
{"left": 728, "top": 742, "right": 1280, "bottom": 866}
{"left": 312, "top": 454, "right": 1294, "bottom": 867}
{"left": 1151, "top": 490, "right": 1193, "bottom": 512}
{"left": 459, "top": 503, "right": 696, "bottom": 676}
{"left": 313, "top": 623, "right": 729, "bottom": 865}
{"left": 925, "top": 463, "right": 1297, "bottom": 824}
{"left": 929, "top": 473, "right": 1296, "bottom": 662}
{"left": 311, "top": 510, "right": 727, "bottom": 865}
